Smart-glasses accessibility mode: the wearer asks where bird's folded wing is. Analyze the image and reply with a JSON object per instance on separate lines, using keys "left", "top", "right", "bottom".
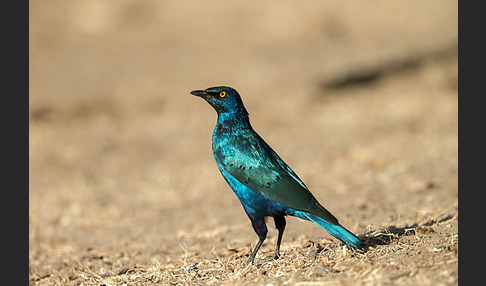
{"left": 223, "top": 155, "right": 339, "bottom": 225}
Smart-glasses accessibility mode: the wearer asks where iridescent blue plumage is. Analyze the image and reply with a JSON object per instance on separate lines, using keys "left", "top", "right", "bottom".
{"left": 191, "top": 86, "right": 364, "bottom": 264}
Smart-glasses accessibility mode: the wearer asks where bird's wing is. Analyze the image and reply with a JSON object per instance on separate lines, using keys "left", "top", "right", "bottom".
{"left": 221, "top": 133, "right": 339, "bottom": 224}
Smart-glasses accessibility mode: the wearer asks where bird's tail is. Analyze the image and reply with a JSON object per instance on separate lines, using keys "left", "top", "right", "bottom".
{"left": 301, "top": 213, "right": 364, "bottom": 249}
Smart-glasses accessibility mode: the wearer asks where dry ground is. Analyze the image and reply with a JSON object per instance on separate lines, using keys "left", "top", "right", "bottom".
{"left": 30, "top": 1, "right": 458, "bottom": 285}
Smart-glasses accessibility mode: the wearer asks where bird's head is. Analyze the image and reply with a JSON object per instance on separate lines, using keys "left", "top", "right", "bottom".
{"left": 190, "top": 86, "right": 247, "bottom": 115}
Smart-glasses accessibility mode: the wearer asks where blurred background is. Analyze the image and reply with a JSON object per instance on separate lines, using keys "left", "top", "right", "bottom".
{"left": 30, "top": 0, "right": 457, "bottom": 280}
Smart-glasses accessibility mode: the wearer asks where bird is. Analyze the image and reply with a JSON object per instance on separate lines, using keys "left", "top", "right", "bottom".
{"left": 190, "top": 86, "right": 364, "bottom": 264}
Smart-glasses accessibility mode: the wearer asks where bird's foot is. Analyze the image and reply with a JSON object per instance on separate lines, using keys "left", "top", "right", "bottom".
{"left": 245, "top": 251, "right": 281, "bottom": 265}
{"left": 245, "top": 258, "right": 254, "bottom": 266}
{"left": 245, "top": 252, "right": 258, "bottom": 265}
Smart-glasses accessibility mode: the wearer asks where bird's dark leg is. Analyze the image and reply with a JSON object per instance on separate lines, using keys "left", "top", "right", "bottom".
{"left": 273, "top": 216, "right": 286, "bottom": 259}
{"left": 247, "top": 218, "right": 268, "bottom": 264}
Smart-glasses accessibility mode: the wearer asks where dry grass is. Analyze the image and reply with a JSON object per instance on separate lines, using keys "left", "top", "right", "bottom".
{"left": 30, "top": 209, "right": 457, "bottom": 285}
{"left": 30, "top": 1, "right": 457, "bottom": 285}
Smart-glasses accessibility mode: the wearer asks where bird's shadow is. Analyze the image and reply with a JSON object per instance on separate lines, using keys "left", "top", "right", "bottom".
{"left": 360, "top": 214, "right": 454, "bottom": 249}
{"left": 362, "top": 225, "right": 416, "bottom": 248}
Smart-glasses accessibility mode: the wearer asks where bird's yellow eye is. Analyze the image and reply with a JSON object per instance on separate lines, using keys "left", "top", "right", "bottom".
{"left": 220, "top": 91, "right": 226, "bottom": 97}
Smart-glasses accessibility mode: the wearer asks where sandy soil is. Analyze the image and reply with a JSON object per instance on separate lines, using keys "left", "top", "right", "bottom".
{"left": 30, "top": 1, "right": 458, "bottom": 285}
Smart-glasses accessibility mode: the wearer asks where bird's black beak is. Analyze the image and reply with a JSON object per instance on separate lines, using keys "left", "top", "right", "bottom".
{"left": 190, "top": 90, "right": 207, "bottom": 97}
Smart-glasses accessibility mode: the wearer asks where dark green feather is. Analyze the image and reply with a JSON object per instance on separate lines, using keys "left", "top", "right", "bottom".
{"left": 220, "top": 130, "right": 339, "bottom": 225}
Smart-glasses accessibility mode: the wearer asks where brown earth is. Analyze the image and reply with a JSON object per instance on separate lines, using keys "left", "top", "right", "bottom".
{"left": 29, "top": 1, "right": 458, "bottom": 285}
